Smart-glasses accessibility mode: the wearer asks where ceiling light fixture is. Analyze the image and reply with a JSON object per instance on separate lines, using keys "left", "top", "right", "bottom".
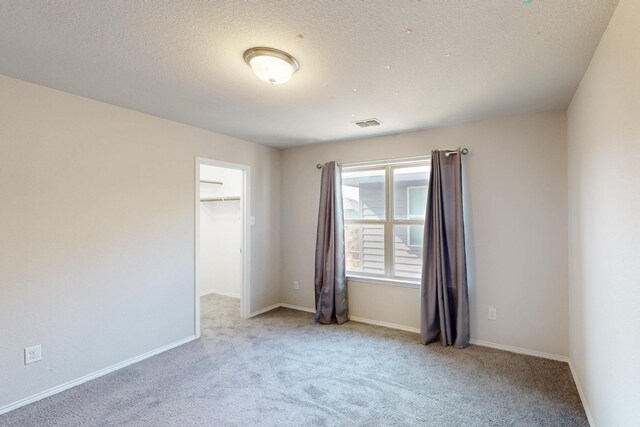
{"left": 243, "top": 47, "right": 299, "bottom": 85}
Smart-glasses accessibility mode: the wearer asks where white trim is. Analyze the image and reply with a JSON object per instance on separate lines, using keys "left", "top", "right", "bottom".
{"left": 200, "top": 289, "right": 240, "bottom": 299}
{"left": 469, "top": 339, "right": 569, "bottom": 363}
{"left": 343, "top": 159, "right": 428, "bottom": 283}
{"left": 342, "top": 155, "right": 431, "bottom": 170}
{"left": 257, "top": 303, "right": 572, "bottom": 365}
{"left": 279, "top": 303, "right": 316, "bottom": 314}
{"left": 273, "top": 303, "right": 419, "bottom": 333}
{"left": 0, "top": 335, "right": 195, "bottom": 416}
{"left": 267, "top": 304, "right": 573, "bottom": 365}
{"left": 347, "top": 274, "right": 420, "bottom": 288}
{"left": 349, "top": 316, "right": 421, "bottom": 334}
{"left": 194, "top": 160, "right": 200, "bottom": 338}
{"left": 249, "top": 303, "right": 316, "bottom": 318}
{"left": 568, "top": 359, "right": 594, "bottom": 426}
{"left": 195, "top": 157, "right": 251, "bottom": 340}
{"left": 249, "top": 303, "right": 282, "bottom": 317}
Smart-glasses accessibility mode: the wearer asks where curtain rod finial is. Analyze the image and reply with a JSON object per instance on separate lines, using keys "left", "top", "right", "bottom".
{"left": 316, "top": 163, "right": 324, "bottom": 169}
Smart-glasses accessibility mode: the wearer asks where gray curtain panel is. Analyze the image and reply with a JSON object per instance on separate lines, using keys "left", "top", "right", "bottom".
{"left": 314, "top": 161, "right": 349, "bottom": 325}
{"left": 421, "top": 149, "right": 470, "bottom": 348}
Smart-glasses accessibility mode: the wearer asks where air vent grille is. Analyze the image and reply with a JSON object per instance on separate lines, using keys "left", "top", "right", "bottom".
{"left": 353, "top": 118, "right": 382, "bottom": 128}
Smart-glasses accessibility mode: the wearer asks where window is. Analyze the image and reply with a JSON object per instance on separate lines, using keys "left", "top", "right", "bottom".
{"left": 406, "top": 186, "right": 427, "bottom": 247}
{"left": 407, "top": 186, "right": 427, "bottom": 218}
{"left": 342, "top": 158, "right": 430, "bottom": 284}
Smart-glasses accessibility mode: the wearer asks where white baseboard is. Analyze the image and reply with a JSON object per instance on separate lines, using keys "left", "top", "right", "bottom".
{"left": 469, "top": 338, "right": 569, "bottom": 363}
{"left": 275, "top": 304, "right": 420, "bottom": 335}
{"left": 200, "top": 289, "right": 240, "bottom": 299}
{"left": 2, "top": 304, "right": 591, "bottom": 425}
{"left": 0, "top": 335, "right": 196, "bottom": 416}
{"left": 568, "top": 359, "right": 594, "bottom": 426}
{"left": 273, "top": 304, "right": 570, "bottom": 364}
{"left": 348, "top": 319, "right": 586, "bottom": 425}
{"left": 254, "top": 302, "right": 591, "bottom": 425}
{"left": 349, "top": 316, "right": 421, "bottom": 334}
{"left": 250, "top": 303, "right": 315, "bottom": 318}
{"left": 274, "top": 305, "right": 419, "bottom": 335}
{"left": 249, "top": 303, "right": 282, "bottom": 317}
{"left": 279, "top": 303, "right": 316, "bottom": 314}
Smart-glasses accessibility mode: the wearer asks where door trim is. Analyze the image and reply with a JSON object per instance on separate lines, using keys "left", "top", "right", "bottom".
{"left": 194, "top": 157, "right": 251, "bottom": 338}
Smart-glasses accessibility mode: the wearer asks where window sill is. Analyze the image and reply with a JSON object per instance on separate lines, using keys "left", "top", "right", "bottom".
{"left": 346, "top": 275, "right": 421, "bottom": 289}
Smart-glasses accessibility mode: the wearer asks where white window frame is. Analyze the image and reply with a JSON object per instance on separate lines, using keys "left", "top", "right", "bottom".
{"left": 342, "top": 156, "right": 429, "bottom": 286}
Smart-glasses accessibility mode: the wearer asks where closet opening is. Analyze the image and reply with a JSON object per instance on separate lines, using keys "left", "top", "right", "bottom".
{"left": 194, "top": 158, "right": 250, "bottom": 338}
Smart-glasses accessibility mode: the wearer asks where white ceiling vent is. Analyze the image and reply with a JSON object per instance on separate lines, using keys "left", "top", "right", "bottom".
{"left": 353, "top": 118, "right": 382, "bottom": 128}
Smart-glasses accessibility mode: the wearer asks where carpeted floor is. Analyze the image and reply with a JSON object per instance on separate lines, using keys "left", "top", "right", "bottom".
{"left": 1, "top": 294, "right": 587, "bottom": 426}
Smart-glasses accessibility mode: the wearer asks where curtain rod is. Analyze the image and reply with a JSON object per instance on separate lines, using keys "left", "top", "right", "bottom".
{"left": 315, "top": 148, "right": 468, "bottom": 169}
{"left": 444, "top": 147, "right": 469, "bottom": 157}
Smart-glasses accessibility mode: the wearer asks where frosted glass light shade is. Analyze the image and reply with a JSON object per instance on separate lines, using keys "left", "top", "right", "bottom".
{"left": 243, "top": 47, "right": 299, "bottom": 85}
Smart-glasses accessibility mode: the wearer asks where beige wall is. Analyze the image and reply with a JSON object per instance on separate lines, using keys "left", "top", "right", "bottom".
{"left": 0, "top": 75, "right": 281, "bottom": 408}
{"left": 281, "top": 111, "right": 568, "bottom": 357}
{"left": 567, "top": 0, "right": 640, "bottom": 424}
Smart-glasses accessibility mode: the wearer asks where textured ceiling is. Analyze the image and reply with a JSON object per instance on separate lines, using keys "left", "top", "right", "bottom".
{"left": 0, "top": 1, "right": 619, "bottom": 148}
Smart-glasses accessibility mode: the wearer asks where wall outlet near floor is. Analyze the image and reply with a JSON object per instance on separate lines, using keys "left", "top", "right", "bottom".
{"left": 488, "top": 307, "right": 497, "bottom": 321}
{"left": 25, "top": 344, "right": 42, "bottom": 365}
{"left": 293, "top": 280, "right": 299, "bottom": 290}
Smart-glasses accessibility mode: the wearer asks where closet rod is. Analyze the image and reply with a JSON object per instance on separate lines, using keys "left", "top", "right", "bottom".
{"left": 200, "top": 196, "right": 240, "bottom": 202}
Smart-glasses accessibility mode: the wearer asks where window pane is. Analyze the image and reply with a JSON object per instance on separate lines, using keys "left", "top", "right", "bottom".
{"left": 345, "top": 223, "right": 385, "bottom": 276}
{"left": 342, "top": 169, "right": 385, "bottom": 220}
{"left": 393, "top": 166, "right": 429, "bottom": 220}
{"left": 393, "top": 225, "right": 424, "bottom": 280}
{"left": 345, "top": 224, "right": 362, "bottom": 271}
{"left": 408, "top": 225, "right": 424, "bottom": 246}
{"left": 408, "top": 188, "right": 427, "bottom": 218}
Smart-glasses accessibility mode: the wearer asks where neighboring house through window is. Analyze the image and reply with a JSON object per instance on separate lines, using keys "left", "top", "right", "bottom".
{"left": 407, "top": 186, "right": 427, "bottom": 247}
{"left": 342, "top": 157, "right": 429, "bottom": 285}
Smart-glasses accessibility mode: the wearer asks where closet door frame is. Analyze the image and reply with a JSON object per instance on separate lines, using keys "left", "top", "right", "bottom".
{"left": 194, "top": 157, "right": 251, "bottom": 339}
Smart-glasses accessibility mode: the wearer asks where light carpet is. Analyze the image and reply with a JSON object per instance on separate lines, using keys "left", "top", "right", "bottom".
{"left": 1, "top": 294, "right": 587, "bottom": 426}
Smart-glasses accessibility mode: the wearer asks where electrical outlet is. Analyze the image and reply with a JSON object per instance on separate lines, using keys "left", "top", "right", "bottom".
{"left": 488, "top": 308, "right": 497, "bottom": 321}
{"left": 24, "top": 344, "right": 42, "bottom": 365}
{"left": 293, "top": 280, "right": 299, "bottom": 290}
